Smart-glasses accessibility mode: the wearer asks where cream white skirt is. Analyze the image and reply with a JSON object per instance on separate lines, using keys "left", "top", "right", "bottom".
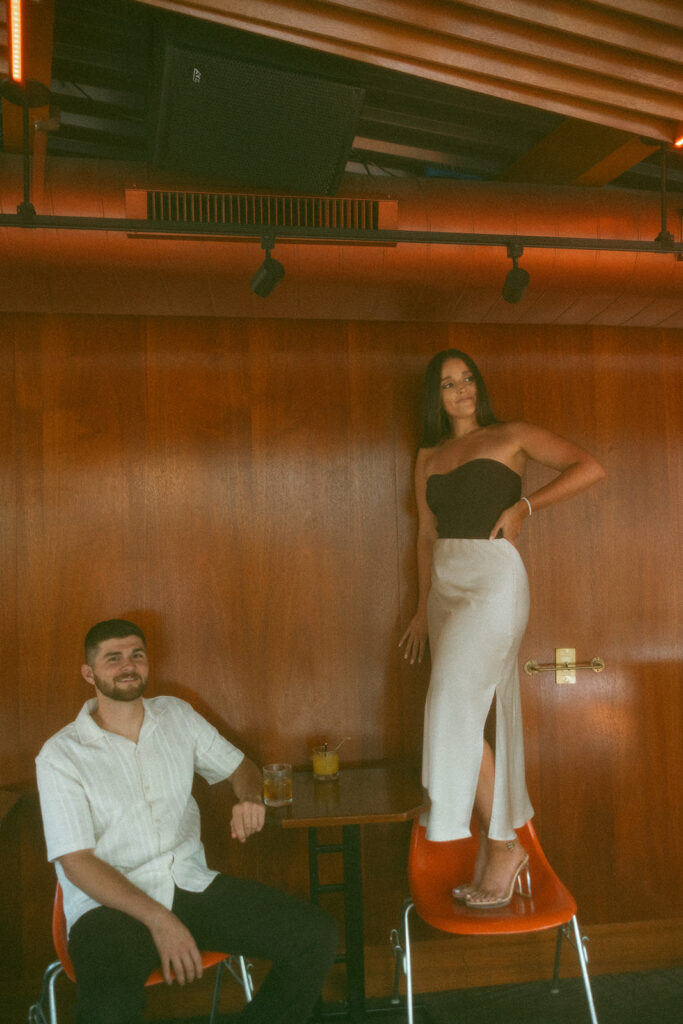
{"left": 422, "top": 538, "right": 533, "bottom": 842}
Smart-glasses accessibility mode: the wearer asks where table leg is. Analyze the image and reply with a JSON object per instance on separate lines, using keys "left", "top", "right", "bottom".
{"left": 342, "top": 824, "right": 366, "bottom": 1020}
{"left": 307, "top": 824, "right": 366, "bottom": 1021}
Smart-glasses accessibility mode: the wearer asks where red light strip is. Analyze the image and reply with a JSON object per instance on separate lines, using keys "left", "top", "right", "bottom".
{"left": 8, "top": 0, "right": 23, "bottom": 82}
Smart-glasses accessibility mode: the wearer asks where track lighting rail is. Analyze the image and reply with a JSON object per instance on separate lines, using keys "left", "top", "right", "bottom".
{"left": 0, "top": 213, "right": 681, "bottom": 255}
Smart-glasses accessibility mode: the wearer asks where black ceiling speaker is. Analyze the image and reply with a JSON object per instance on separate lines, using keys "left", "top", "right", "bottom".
{"left": 150, "top": 24, "right": 365, "bottom": 196}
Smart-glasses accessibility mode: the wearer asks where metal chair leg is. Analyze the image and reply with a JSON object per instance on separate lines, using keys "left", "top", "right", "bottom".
{"left": 28, "top": 960, "right": 63, "bottom": 1024}
{"left": 570, "top": 915, "right": 599, "bottom": 1024}
{"left": 388, "top": 899, "right": 416, "bottom": 1024}
{"left": 551, "top": 925, "right": 564, "bottom": 994}
{"left": 390, "top": 931, "right": 403, "bottom": 1006}
{"left": 209, "top": 959, "right": 225, "bottom": 1024}
{"left": 402, "top": 901, "right": 416, "bottom": 1024}
{"left": 236, "top": 954, "right": 254, "bottom": 1001}
{"left": 209, "top": 955, "right": 254, "bottom": 1023}
{"left": 550, "top": 916, "right": 599, "bottom": 1024}
{"left": 390, "top": 898, "right": 412, "bottom": 1006}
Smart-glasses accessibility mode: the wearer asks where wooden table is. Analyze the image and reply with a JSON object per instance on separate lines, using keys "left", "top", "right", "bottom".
{"left": 271, "top": 762, "right": 429, "bottom": 1020}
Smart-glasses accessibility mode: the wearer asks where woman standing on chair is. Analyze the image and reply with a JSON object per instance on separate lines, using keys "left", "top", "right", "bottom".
{"left": 400, "top": 349, "right": 604, "bottom": 908}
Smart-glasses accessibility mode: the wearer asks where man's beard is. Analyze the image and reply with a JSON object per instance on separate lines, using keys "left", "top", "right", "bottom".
{"left": 92, "top": 671, "right": 148, "bottom": 702}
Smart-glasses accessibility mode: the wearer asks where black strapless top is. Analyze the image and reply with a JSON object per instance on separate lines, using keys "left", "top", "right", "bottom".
{"left": 426, "top": 458, "right": 522, "bottom": 539}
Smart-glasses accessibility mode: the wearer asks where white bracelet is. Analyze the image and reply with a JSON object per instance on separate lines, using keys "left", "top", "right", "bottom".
{"left": 521, "top": 496, "right": 532, "bottom": 517}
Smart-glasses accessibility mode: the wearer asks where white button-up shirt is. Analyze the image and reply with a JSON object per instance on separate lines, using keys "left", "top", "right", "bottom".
{"left": 36, "top": 696, "right": 244, "bottom": 934}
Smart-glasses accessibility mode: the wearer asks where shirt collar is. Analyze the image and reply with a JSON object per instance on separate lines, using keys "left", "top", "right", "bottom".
{"left": 74, "top": 699, "right": 103, "bottom": 744}
{"left": 74, "top": 697, "right": 159, "bottom": 745}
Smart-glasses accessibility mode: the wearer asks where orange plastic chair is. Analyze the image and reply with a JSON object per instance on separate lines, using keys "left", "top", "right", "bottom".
{"left": 28, "top": 884, "right": 254, "bottom": 1024}
{"left": 390, "top": 820, "right": 599, "bottom": 1024}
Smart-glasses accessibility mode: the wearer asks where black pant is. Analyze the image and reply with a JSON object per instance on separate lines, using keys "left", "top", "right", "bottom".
{"left": 68, "top": 875, "right": 338, "bottom": 1024}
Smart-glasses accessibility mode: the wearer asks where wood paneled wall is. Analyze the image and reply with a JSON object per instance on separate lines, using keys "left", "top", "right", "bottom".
{"left": 1, "top": 315, "right": 681, "bottom": 1006}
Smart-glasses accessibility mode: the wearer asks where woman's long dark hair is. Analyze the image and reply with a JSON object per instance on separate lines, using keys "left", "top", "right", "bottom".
{"left": 421, "top": 349, "right": 498, "bottom": 447}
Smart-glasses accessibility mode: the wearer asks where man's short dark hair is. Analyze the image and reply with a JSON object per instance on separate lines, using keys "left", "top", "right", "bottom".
{"left": 84, "top": 619, "right": 146, "bottom": 664}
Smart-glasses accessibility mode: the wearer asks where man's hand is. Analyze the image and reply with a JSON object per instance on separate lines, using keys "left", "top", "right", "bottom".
{"left": 228, "top": 757, "right": 266, "bottom": 841}
{"left": 231, "top": 799, "right": 266, "bottom": 842}
{"left": 148, "top": 905, "right": 204, "bottom": 986}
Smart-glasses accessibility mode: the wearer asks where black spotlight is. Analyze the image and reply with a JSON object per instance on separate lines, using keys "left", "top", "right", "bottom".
{"left": 251, "top": 236, "right": 285, "bottom": 297}
{"left": 502, "top": 243, "right": 530, "bottom": 304}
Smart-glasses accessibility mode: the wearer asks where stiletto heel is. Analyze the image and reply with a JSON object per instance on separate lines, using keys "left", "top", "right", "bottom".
{"left": 464, "top": 854, "right": 531, "bottom": 909}
{"left": 518, "top": 859, "right": 532, "bottom": 899}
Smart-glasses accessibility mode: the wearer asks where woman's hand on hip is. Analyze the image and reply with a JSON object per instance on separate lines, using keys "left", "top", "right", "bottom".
{"left": 400, "top": 613, "right": 429, "bottom": 664}
{"left": 489, "top": 501, "right": 529, "bottom": 543}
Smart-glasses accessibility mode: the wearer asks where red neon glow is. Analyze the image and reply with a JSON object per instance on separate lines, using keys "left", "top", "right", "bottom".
{"left": 8, "top": 0, "right": 23, "bottom": 82}
{"left": 675, "top": 137, "right": 683, "bottom": 149}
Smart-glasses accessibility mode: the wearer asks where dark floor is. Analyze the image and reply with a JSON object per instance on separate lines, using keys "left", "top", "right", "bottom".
{"left": 404, "top": 968, "right": 683, "bottom": 1023}
{"left": 162, "top": 967, "right": 683, "bottom": 1024}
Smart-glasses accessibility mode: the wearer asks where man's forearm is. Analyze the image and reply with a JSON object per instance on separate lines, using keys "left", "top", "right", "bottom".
{"left": 229, "top": 756, "right": 265, "bottom": 804}
{"left": 59, "top": 849, "right": 169, "bottom": 931}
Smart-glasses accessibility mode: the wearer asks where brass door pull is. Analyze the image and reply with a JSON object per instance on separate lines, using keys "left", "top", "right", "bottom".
{"left": 523, "top": 648, "right": 605, "bottom": 684}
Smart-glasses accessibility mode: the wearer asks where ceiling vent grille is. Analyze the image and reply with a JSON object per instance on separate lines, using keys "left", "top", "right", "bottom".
{"left": 125, "top": 189, "right": 398, "bottom": 240}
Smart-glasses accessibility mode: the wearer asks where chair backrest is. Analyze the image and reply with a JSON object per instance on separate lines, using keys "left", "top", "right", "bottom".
{"left": 52, "top": 884, "right": 76, "bottom": 981}
{"left": 51, "top": 883, "right": 228, "bottom": 987}
{"left": 408, "top": 819, "right": 578, "bottom": 935}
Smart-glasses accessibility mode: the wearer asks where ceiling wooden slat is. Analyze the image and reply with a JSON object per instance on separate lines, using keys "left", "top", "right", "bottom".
{"left": 579, "top": 0, "right": 683, "bottom": 31}
{"left": 134, "top": 0, "right": 683, "bottom": 145}
{"left": 329, "top": 0, "right": 683, "bottom": 70}
{"left": 450, "top": 0, "right": 683, "bottom": 55}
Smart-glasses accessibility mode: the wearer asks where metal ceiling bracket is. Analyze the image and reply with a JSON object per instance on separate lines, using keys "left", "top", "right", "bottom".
{"left": 655, "top": 142, "right": 675, "bottom": 247}
{"left": 0, "top": 77, "right": 52, "bottom": 221}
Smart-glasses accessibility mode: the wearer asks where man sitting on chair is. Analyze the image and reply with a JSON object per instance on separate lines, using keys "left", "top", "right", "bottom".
{"left": 36, "top": 618, "right": 337, "bottom": 1024}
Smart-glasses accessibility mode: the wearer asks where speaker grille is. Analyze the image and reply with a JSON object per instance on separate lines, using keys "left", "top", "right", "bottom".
{"left": 139, "top": 190, "right": 384, "bottom": 231}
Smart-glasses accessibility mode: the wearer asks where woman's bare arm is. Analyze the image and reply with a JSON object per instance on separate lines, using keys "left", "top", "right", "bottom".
{"left": 400, "top": 448, "right": 439, "bottom": 663}
{"left": 490, "top": 422, "right": 605, "bottom": 543}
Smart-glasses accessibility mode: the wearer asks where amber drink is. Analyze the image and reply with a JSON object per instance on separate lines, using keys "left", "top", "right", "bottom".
{"left": 263, "top": 763, "right": 293, "bottom": 806}
{"left": 312, "top": 747, "right": 339, "bottom": 781}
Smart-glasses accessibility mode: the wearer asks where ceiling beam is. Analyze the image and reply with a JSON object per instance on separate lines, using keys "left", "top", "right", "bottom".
{"left": 501, "top": 118, "right": 661, "bottom": 186}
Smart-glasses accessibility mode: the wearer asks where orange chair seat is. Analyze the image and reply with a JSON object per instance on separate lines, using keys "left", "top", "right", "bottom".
{"left": 409, "top": 820, "right": 578, "bottom": 935}
{"left": 53, "top": 884, "right": 230, "bottom": 986}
